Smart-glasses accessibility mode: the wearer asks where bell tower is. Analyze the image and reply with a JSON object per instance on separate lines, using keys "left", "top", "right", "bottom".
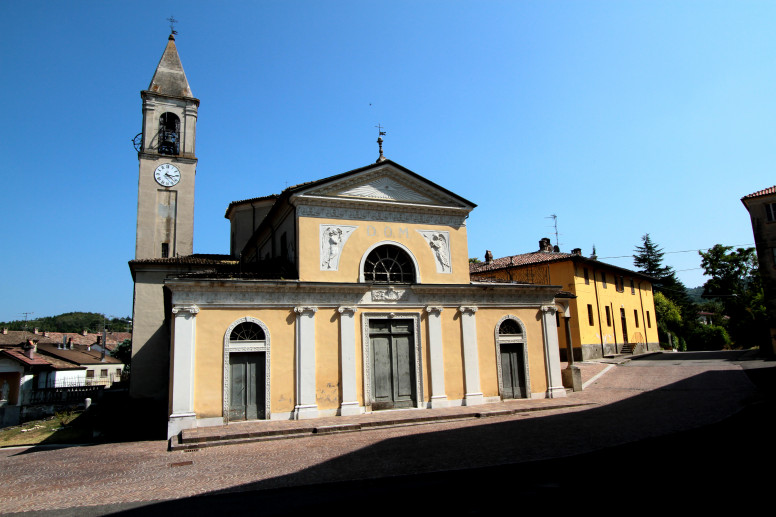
{"left": 135, "top": 31, "right": 198, "bottom": 259}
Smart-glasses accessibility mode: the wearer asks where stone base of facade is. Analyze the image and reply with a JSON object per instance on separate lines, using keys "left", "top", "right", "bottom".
{"left": 339, "top": 402, "right": 362, "bottom": 416}
{"left": 463, "top": 393, "right": 484, "bottom": 406}
{"left": 429, "top": 395, "right": 450, "bottom": 408}
{"left": 167, "top": 412, "right": 197, "bottom": 439}
{"left": 575, "top": 342, "right": 662, "bottom": 361}
{"left": 294, "top": 404, "right": 319, "bottom": 420}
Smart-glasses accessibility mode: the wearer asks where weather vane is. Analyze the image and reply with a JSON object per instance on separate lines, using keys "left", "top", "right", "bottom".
{"left": 375, "top": 124, "right": 387, "bottom": 162}
{"left": 167, "top": 15, "right": 178, "bottom": 35}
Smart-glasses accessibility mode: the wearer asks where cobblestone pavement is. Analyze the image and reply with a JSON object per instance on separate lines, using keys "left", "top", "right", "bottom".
{"left": 0, "top": 352, "right": 764, "bottom": 514}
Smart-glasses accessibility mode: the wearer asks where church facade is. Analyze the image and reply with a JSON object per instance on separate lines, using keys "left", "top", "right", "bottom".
{"left": 129, "top": 34, "right": 568, "bottom": 440}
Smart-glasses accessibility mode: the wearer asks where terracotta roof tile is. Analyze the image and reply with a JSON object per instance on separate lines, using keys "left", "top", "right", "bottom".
{"left": 0, "top": 348, "right": 53, "bottom": 367}
{"left": 129, "top": 254, "right": 237, "bottom": 266}
{"left": 742, "top": 185, "right": 776, "bottom": 200}
{"left": 470, "top": 251, "right": 576, "bottom": 274}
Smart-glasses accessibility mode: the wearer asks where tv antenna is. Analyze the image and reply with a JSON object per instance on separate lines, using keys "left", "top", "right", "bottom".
{"left": 546, "top": 214, "right": 560, "bottom": 248}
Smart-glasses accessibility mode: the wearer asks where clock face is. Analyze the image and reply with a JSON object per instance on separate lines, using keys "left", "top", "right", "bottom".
{"left": 154, "top": 163, "right": 181, "bottom": 187}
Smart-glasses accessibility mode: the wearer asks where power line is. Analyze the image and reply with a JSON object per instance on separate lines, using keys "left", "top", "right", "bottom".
{"left": 598, "top": 244, "right": 755, "bottom": 260}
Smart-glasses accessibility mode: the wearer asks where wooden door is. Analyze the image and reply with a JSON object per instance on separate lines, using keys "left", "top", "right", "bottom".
{"left": 229, "top": 352, "right": 265, "bottom": 421}
{"left": 370, "top": 319, "right": 416, "bottom": 410}
{"left": 620, "top": 308, "right": 629, "bottom": 344}
{"left": 500, "top": 342, "right": 526, "bottom": 399}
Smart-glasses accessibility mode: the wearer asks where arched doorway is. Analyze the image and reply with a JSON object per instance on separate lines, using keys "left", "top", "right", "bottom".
{"left": 495, "top": 316, "right": 530, "bottom": 399}
{"left": 223, "top": 317, "right": 270, "bottom": 422}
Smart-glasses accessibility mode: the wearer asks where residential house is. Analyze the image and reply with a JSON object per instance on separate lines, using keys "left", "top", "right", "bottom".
{"left": 741, "top": 186, "right": 776, "bottom": 354}
{"left": 470, "top": 238, "right": 660, "bottom": 360}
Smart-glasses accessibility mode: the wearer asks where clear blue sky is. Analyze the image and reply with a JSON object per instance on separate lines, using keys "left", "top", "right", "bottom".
{"left": 1, "top": 1, "right": 772, "bottom": 322}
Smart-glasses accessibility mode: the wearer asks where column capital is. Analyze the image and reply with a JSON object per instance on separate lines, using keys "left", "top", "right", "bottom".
{"left": 425, "top": 305, "right": 444, "bottom": 314}
{"left": 541, "top": 305, "right": 557, "bottom": 315}
{"left": 172, "top": 305, "right": 199, "bottom": 315}
{"left": 294, "top": 306, "right": 318, "bottom": 314}
{"left": 458, "top": 305, "right": 478, "bottom": 314}
{"left": 337, "top": 306, "right": 358, "bottom": 315}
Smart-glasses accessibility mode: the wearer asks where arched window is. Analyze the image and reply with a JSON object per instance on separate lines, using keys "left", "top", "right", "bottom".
{"left": 499, "top": 319, "right": 522, "bottom": 336}
{"left": 158, "top": 112, "right": 180, "bottom": 155}
{"left": 229, "top": 322, "right": 265, "bottom": 342}
{"left": 363, "top": 245, "right": 416, "bottom": 283}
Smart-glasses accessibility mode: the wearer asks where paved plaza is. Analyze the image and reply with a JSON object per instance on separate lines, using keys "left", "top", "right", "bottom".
{"left": 0, "top": 350, "right": 772, "bottom": 515}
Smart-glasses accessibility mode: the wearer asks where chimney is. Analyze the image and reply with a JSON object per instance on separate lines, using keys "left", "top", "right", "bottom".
{"left": 68, "top": 337, "right": 74, "bottom": 350}
{"left": 24, "top": 340, "right": 36, "bottom": 359}
{"left": 485, "top": 250, "right": 493, "bottom": 264}
{"left": 539, "top": 238, "right": 553, "bottom": 252}
{"left": 96, "top": 335, "right": 102, "bottom": 345}
{"left": 33, "top": 328, "right": 39, "bottom": 335}
{"left": 571, "top": 248, "right": 582, "bottom": 256}
{"left": 43, "top": 331, "right": 49, "bottom": 338}
{"left": 82, "top": 329, "right": 88, "bottom": 336}
{"left": 2, "top": 328, "right": 7, "bottom": 335}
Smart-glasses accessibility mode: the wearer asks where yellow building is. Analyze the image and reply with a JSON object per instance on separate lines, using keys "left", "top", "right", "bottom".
{"left": 470, "top": 239, "right": 660, "bottom": 361}
{"left": 742, "top": 186, "right": 776, "bottom": 355}
{"left": 128, "top": 34, "right": 570, "bottom": 440}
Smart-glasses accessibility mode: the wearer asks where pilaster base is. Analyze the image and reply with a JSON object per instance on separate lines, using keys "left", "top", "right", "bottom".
{"left": 547, "top": 386, "right": 568, "bottom": 398}
{"left": 562, "top": 365, "right": 583, "bottom": 392}
{"left": 339, "top": 402, "right": 361, "bottom": 416}
{"left": 167, "top": 412, "right": 197, "bottom": 439}
{"left": 429, "top": 395, "right": 450, "bottom": 409}
{"left": 294, "top": 404, "right": 319, "bottom": 420}
{"left": 463, "top": 393, "right": 484, "bottom": 406}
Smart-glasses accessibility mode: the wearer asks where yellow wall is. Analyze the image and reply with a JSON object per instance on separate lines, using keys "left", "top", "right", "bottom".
{"left": 475, "top": 308, "right": 548, "bottom": 396}
{"left": 316, "top": 308, "right": 341, "bottom": 411}
{"left": 298, "top": 216, "right": 470, "bottom": 284}
{"left": 192, "top": 308, "right": 296, "bottom": 418}
{"left": 548, "top": 262, "right": 660, "bottom": 347}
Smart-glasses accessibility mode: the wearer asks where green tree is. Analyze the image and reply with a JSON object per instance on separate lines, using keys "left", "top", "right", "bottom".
{"left": 111, "top": 339, "right": 132, "bottom": 374}
{"left": 699, "top": 245, "right": 766, "bottom": 347}
{"left": 633, "top": 234, "right": 692, "bottom": 311}
{"left": 654, "top": 292, "right": 682, "bottom": 349}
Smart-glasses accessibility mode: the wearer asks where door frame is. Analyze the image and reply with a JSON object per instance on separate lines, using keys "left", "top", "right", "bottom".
{"left": 223, "top": 317, "right": 271, "bottom": 423}
{"left": 494, "top": 315, "right": 531, "bottom": 399}
{"left": 361, "top": 312, "right": 424, "bottom": 410}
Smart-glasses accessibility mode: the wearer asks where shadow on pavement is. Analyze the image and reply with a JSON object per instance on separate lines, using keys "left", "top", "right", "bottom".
{"left": 103, "top": 363, "right": 775, "bottom": 516}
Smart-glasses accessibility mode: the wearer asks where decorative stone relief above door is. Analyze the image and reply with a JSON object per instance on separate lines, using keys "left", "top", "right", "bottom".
{"left": 320, "top": 225, "right": 357, "bottom": 271}
{"left": 417, "top": 230, "right": 452, "bottom": 273}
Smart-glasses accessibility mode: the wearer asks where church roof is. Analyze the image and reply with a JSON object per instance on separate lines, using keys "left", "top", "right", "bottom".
{"left": 146, "top": 34, "right": 194, "bottom": 98}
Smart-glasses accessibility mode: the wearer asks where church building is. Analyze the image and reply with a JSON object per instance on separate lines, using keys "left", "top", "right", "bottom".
{"left": 129, "top": 33, "right": 568, "bottom": 440}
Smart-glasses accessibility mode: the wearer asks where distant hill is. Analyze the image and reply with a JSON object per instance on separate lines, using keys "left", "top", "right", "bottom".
{"left": 687, "top": 286, "right": 705, "bottom": 304}
{"left": 0, "top": 312, "right": 131, "bottom": 333}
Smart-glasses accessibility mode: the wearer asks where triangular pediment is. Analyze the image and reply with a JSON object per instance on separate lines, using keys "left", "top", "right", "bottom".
{"left": 298, "top": 163, "right": 474, "bottom": 209}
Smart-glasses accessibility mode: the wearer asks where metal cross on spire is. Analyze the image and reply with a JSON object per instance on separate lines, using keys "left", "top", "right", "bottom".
{"left": 167, "top": 15, "right": 178, "bottom": 35}
{"left": 375, "top": 124, "right": 387, "bottom": 163}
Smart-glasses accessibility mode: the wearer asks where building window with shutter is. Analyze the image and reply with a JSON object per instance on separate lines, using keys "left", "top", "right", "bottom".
{"left": 587, "top": 304, "right": 594, "bottom": 326}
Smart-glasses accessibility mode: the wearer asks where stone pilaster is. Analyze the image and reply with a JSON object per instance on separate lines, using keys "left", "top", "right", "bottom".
{"left": 541, "top": 305, "right": 567, "bottom": 398}
{"left": 337, "top": 306, "right": 360, "bottom": 416}
{"left": 425, "top": 306, "right": 448, "bottom": 408}
{"left": 168, "top": 305, "right": 199, "bottom": 438}
{"left": 459, "top": 306, "right": 484, "bottom": 406}
{"left": 294, "top": 306, "right": 319, "bottom": 419}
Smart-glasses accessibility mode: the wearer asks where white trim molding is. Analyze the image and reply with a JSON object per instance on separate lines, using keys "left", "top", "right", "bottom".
{"left": 168, "top": 304, "right": 200, "bottom": 439}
